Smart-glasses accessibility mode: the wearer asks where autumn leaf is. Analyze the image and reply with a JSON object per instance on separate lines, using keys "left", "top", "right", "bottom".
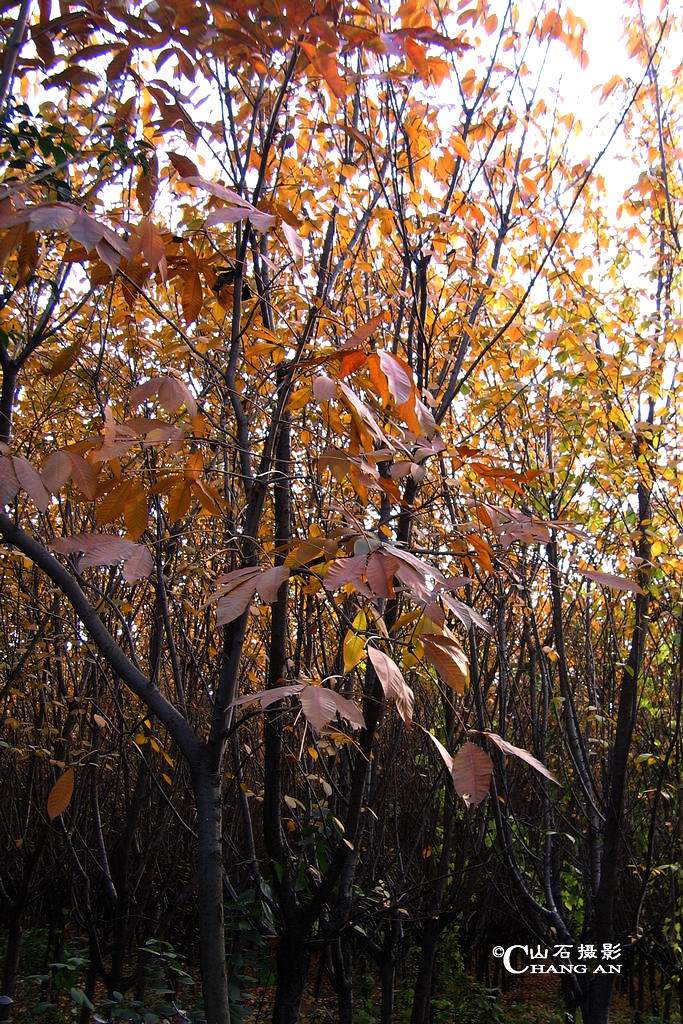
{"left": 343, "top": 608, "right": 367, "bottom": 673}
{"left": 367, "top": 646, "right": 414, "bottom": 726}
{"left": 41, "top": 451, "right": 72, "bottom": 493}
{"left": 12, "top": 455, "right": 50, "bottom": 511}
{"left": 182, "top": 270, "right": 203, "bottom": 323}
{"left": 47, "top": 768, "right": 74, "bottom": 820}
{"left": 50, "top": 533, "right": 152, "bottom": 581}
{"left": 180, "top": 175, "right": 276, "bottom": 232}
{"left": 0, "top": 456, "right": 20, "bottom": 505}
{"left": 298, "top": 684, "right": 365, "bottom": 735}
{"left": 474, "top": 731, "right": 560, "bottom": 786}
{"left": 452, "top": 743, "right": 493, "bottom": 808}
{"left": 580, "top": 569, "right": 644, "bottom": 595}
{"left": 421, "top": 634, "right": 469, "bottom": 693}
{"left": 232, "top": 683, "right": 364, "bottom": 735}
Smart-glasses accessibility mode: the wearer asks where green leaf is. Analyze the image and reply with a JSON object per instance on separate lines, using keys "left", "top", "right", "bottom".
{"left": 69, "top": 987, "right": 95, "bottom": 1010}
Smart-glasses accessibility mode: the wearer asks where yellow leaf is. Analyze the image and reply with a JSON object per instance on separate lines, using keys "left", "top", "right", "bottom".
{"left": 343, "top": 609, "right": 367, "bottom": 673}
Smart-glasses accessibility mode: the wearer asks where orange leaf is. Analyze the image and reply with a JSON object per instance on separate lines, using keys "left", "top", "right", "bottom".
{"left": 300, "top": 41, "right": 346, "bottom": 100}
{"left": 184, "top": 450, "right": 203, "bottom": 482}
{"left": 404, "top": 37, "right": 429, "bottom": 79}
{"left": 192, "top": 478, "right": 223, "bottom": 515}
{"left": 168, "top": 481, "right": 192, "bottom": 521}
{"left": 96, "top": 480, "right": 131, "bottom": 528}
{"left": 182, "top": 270, "right": 203, "bottom": 324}
{"left": 16, "top": 231, "right": 39, "bottom": 286}
{"left": 452, "top": 134, "right": 470, "bottom": 162}
{"left": 339, "top": 349, "right": 367, "bottom": 378}
{"left": 123, "top": 483, "right": 148, "bottom": 540}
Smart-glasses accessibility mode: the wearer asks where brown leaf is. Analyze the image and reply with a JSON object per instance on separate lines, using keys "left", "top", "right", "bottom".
{"left": 298, "top": 684, "right": 365, "bottom": 735}
{"left": 427, "top": 730, "right": 454, "bottom": 774}
{"left": 323, "top": 553, "right": 370, "bottom": 594}
{"left": 47, "top": 768, "right": 74, "bottom": 820}
{"left": 119, "top": 253, "right": 150, "bottom": 306}
{"left": 374, "top": 349, "right": 413, "bottom": 405}
{"left": 313, "top": 374, "right": 336, "bottom": 402}
{"left": 475, "top": 731, "right": 560, "bottom": 785}
{"left": 130, "top": 376, "right": 197, "bottom": 419}
{"left": 41, "top": 451, "right": 72, "bottom": 493}
{"left": 256, "top": 566, "right": 290, "bottom": 602}
{"left": 232, "top": 684, "right": 305, "bottom": 712}
{"left": 452, "top": 743, "right": 492, "bottom": 808}
{"left": 139, "top": 215, "right": 164, "bottom": 267}
{"left": 158, "top": 377, "right": 198, "bottom": 419}
{"left": 365, "top": 551, "right": 398, "bottom": 599}
{"left": 214, "top": 570, "right": 261, "bottom": 625}
{"left": 7, "top": 204, "right": 131, "bottom": 266}
{"left": 137, "top": 155, "right": 159, "bottom": 214}
{"left": 442, "top": 593, "right": 493, "bottom": 634}
{"left": 0, "top": 455, "right": 20, "bottom": 505}
{"left": 580, "top": 569, "right": 644, "bottom": 595}
{"left": 169, "top": 151, "right": 200, "bottom": 178}
{"left": 367, "top": 646, "right": 413, "bottom": 726}
{"left": 422, "top": 634, "right": 469, "bottom": 693}
{"left": 68, "top": 454, "right": 97, "bottom": 499}
{"left": 46, "top": 336, "right": 83, "bottom": 377}
{"left": 121, "top": 543, "right": 153, "bottom": 583}
{"left": 12, "top": 455, "right": 50, "bottom": 511}
{"left": 182, "top": 175, "right": 275, "bottom": 232}
{"left": 232, "top": 682, "right": 363, "bottom": 736}
{"left": 49, "top": 532, "right": 151, "bottom": 584}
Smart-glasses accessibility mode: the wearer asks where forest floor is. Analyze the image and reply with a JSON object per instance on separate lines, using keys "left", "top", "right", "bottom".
{"left": 4, "top": 929, "right": 680, "bottom": 1024}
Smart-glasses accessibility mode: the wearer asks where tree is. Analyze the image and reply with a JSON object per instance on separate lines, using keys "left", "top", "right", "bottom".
{"left": 0, "top": 2, "right": 680, "bottom": 1023}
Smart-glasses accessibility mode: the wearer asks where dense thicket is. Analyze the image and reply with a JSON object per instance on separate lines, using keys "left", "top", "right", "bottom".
{"left": 0, "top": 2, "right": 680, "bottom": 1023}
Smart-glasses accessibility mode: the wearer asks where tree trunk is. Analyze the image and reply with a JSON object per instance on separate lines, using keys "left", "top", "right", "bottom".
{"left": 380, "top": 955, "right": 395, "bottom": 1024}
{"left": 579, "top": 974, "right": 613, "bottom": 1024}
{"left": 193, "top": 762, "right": 231, "bottom": 1024}
{"left": 0, "top": 912, "right": 22, "bottom": 1022}
{"left": 272, "top": 936, "right": 309, "bottom": 1024}
{"left": 329, "top": 936, "right": 354, "bottom": 1024}
{"left": 410, "top": 919, "right": 439, "bottom": 1024}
